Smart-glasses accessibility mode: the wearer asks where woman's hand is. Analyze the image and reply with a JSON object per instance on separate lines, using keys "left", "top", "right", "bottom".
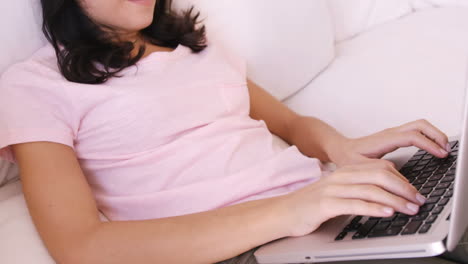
{"left": 278, "top": 162, "right": 426, "bottom": 237}
{"left": 329, "top": 119, "right": 450, "bottom": 167}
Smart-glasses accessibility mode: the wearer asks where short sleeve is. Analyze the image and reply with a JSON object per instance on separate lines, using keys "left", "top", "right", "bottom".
{"left": 212, "top": 41, "right": 247, "bottom": 81}
{"left": 0, "top": 65, "right": 75, "bottom": 163}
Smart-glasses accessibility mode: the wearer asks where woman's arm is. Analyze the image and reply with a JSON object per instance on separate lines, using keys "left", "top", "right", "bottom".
{"left": 14, "top": 142, "right": 425, "bottom": 264}
{"left": 13, "top": 142, "right": 290, "bottom": 264}
{"left": 247, "top": 79, "right": 346, "bottom": 163}
{"left": 247, "top": 79, "right": 450, "bottom": 166}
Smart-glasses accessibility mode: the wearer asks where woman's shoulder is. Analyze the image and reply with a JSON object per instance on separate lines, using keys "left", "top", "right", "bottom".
{"left": 202, "top": 41, "right": 247, "bottom": 79}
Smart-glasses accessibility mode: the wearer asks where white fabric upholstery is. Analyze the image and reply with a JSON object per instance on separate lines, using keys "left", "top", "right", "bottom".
{"left": 286, "top": 7, "right": 468, "bottom": 139}
{"left": 0, "top": 180, "right": 109, "bottom": 264}
{"left": 0, "top": 160, "right": 18, "bottom": 188}
{"left": 0, "top": 0, "right": 45, "bottom": 191}
{"left": 172, "top": 0, "right": 335, "bottom": 100}
{"left": 328, "top": 0, "right": 414, "bottom": 42}
{"left": 0, "top": 191, "right": 55, "bottom": 264}
{"left": 328, "top": 0, "right": 468, "bottom": 43}
{"left": 0, "top": 0, "right": 46, "bottom": 74}
{"left": 412, "top": 0, "right": 468, "bottom": 9}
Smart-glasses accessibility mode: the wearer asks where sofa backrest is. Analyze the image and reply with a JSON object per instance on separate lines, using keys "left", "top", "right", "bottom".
{"left": 173, "top": 0, "right": 336, "bottom": 100}
{"left": 0, "top": 0, "right": 46, "bottom": 75}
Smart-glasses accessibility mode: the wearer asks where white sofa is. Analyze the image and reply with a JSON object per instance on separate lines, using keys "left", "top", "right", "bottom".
{"left": 1, "top": 0, "right": 468, "bottom": 263}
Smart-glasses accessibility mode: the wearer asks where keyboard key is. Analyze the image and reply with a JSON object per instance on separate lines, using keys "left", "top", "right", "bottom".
{"left": 419, "top": 160, "right": 431, "bottom": 166}
{"left": 420, "top": 188, "right": 433, "bottom": 195}
{"left": 441, "top": 175, "right": 455, "bottom": 183}
{"left": 428, "top": 159, "right": 442, "bottom": 166}
{"left": 400, "top": 168, "right": 412, "bottom": 175}
{"left": 335, "top": 231, "right": 348, "bottom": 241}
{"left": 423, "top": 181, "right": 437, "bottom": 188}
{"left": 446, "top": 170, "right": 456, "bottom": 177}
{"left": 415, "top": 178, "right": 428, "bottom": 185}
{"left": 416, "top": 150, "right": 428, "bottom": 155}
{"left": 403, "top": 161, "right": 418, "bottom": 168}
{"left": 425, "top": 164, "right": 439, "bottom": 171}
{"left": 449, "top": 141, "right": 459, "bottom": 149}
{"left": 413, "top": 212, "right": 429, "bottom": 221}
{"left": 432, "top": 206, "right": 444, "bottom": 215}
{"left": 352, "top": 233, "right": 366, "bottom": 239}
{"left": 426, "top": 197, "right": 440, "bottom": 204}
{"left": 344, "top": 216, "right": 362, "bottom": 232}
{"left": 419, "top": 224, "right": 432, "bottom": 234}
{"left": 344, "top": 223, "right": 360, "bottom": 232}
{"left": 408, "top": 171, "right": 421, "bottom": 178}
{"left": 350, "top": 216, "right": 363, "bottom": 224}
{"left": 391, "top": 218, "right": 409, "bottom": 227}
{"left": 438, "top": 198, "right": 450, "bottom": 206}
{"left": 402, "top": 220, "right": 423, "bottom": 235}
{"left": 414, "top": 184, "right": 423, "bottom": 190}
{"left": 445, "top": 190, "right": 454, "bottom": 198}
{"left": 436, "top": 167, "right": 449, "bottom": 174}
{"left": 447, "top": 156, "right": 457, "bottom": 162}
{"left": 413, "top": 165, "right": 426, "bottom": 172}
{"left": 353, "top": 220, "right": 378, "bottom": 238}
{"left": 429, "top": 174, "right": 443, "bottom": 181}
{"left": 419, "top": 204, "right": 435, "bottom": 212}
{"left": 419, "top": 172, "right": 432, "bottom": 179}
{"left": 373, "top": 222, "right": 391, "bottom": 231}
{"left": 430, "top": 189, "right": 446, "bottom": 197}
{"left": 408, "top": 156, "right": 423, "bottom": 162}
{"left": 435, "top": 182, "right": 451, "bottom": 189}
{"left": 380, "top": 215, "right": 397, "bottom": 222}
{"left": 425, "top": 214, "right": 438, "bottom": 224}
{"left": 368, "top": 227, "right": 403, "bottom": 238}
{"left": 422, "top": 155, "right": 433, "bottom": 161}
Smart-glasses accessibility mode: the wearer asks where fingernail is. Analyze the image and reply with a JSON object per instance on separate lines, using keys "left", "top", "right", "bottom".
{"left": 446, "top": 143, "right": 452, "bottom": 152}
{"left": 382, "top": 207, "right": 394, "bottom": 215}
{"left": 407, "top": 203, "right": 419, "bottom": 213}
{"left": 416, "top": 193, "right": 426, "bottom": 204}
{"left": 440, "top": 148, "right": 448, "bottom": 155}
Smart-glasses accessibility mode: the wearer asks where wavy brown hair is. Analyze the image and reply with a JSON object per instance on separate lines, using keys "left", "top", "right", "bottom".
{"left": 40, "top": 0, "right": 207, "bottom": 84}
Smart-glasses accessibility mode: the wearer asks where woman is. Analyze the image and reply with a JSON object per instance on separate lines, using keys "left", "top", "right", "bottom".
{"left": 0, "top": 0, "right": 463, "bottom": 263}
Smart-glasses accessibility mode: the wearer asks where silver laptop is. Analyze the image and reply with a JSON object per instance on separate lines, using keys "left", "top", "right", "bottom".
{"left": 255, "top": 72, "right": 468, "bottom": 263}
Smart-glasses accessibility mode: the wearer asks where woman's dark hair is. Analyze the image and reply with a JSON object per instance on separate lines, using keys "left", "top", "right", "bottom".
{"left": 40, "top": 0, "right": 207, "bottom": 84}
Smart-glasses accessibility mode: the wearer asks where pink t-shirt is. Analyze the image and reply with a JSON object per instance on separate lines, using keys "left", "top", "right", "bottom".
{"left": 0, "top": 44, "right": 323, "bottom": 221}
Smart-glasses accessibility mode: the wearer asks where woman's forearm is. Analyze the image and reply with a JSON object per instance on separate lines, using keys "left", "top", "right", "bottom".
{"left": 246, "top": 80, "right": 348, "bottom": 163}
{"left": 286, "top": 116, "right": 348, "bottom": 163}
{"left": 77, "top": 196, "right": 291, "bottom": 264}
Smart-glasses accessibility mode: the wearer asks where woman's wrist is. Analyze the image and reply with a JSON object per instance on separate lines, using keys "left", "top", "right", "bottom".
{"left": 267, "top": 194, "right": 300, "bottom": 238}
{"left": 323, "top": 136, "right": 354, "bottom": 166}
{"left": 288, "top": 116, "right": 350, "bottom": 164}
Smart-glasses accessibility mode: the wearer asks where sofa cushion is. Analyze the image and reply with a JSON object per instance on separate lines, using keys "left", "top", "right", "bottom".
{"left": 0, "top": 180, "right": 110, "bottom": 264}
{"left": 285, "top": 7, "right": 468, "bottom": 139}
{"left": 0, "top": 160, "right": 18, "bottom": 188}
{"left": 0, "top": 190, "right": 54, "bottom": 264}
{"left": 328, "top": 0, "right": 414, "bottom": 43}
{"left": 0, "top": 0, "right": 46, "bottom": 75}
{"left": 172, "top": 0, "right": 335, "bottom": 100}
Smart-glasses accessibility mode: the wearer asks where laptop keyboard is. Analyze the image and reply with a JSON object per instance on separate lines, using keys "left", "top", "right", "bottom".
{"left": 335, "top": 140, "right": 459, "bottom": 241}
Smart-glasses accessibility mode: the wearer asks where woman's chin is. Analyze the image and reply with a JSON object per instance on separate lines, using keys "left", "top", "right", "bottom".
{"left": 121, "top": 18, "right": 154, "bottom": 32}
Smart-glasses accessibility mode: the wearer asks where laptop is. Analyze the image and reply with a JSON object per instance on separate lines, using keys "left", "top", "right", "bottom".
{"left": 254, "top": 72, "right": 468, "bottom": 263}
